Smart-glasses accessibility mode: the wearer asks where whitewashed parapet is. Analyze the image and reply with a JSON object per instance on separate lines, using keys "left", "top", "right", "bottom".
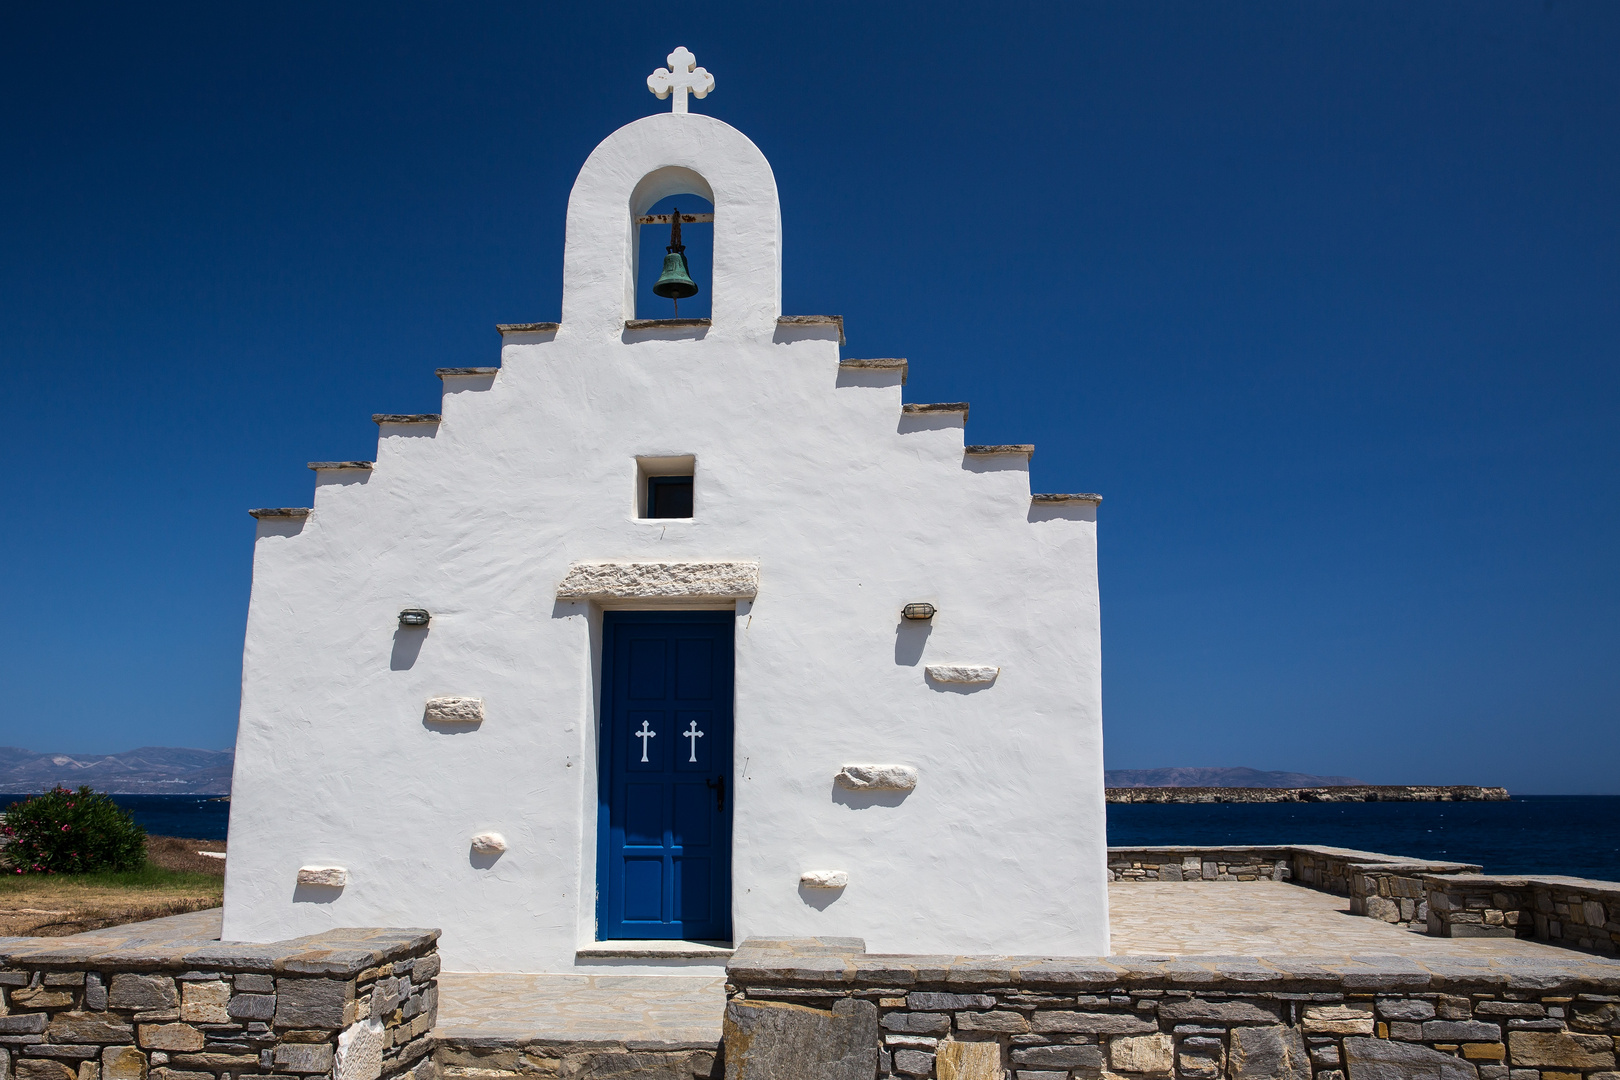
{"left": 425, "top": 696, "right": 485, "bottom": 723}
{"left": 926, "top": 665, "right": 1000, "bottom": 684}
{"left": 835, "top": 765, "right": 918, "bottom": 792}
{"left": 800, "top": 870, "right": 848, "bottom": 889}
{"left": 297, "top": 866, "right": 348, "bottom": 887}
{"left": 556, "top": 560, "right": 760, "bottom": 600}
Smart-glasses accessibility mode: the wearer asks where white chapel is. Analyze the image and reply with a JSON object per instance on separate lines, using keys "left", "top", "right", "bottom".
{"left": 222, "top": 49, "right": 1110, "bottom": 973}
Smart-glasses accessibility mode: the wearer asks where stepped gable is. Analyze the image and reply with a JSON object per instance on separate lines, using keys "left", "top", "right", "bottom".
{"left": 269, "top": 342, "right": 1097, "bottom": 516}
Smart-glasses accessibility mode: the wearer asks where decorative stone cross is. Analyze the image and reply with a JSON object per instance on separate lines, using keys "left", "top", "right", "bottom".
{"left": 682, "top": 720, "right": 705, "bottom": 763}
{"left": 647, "top": 46, "right": 714, "bottom": 115}
{"left": 635, "top": 720, "right": 656, "bottom": 763}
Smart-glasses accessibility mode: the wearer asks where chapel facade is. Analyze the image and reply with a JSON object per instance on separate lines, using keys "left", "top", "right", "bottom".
{"left": 223, "top": 51, "right": 1109, "bottom": 973}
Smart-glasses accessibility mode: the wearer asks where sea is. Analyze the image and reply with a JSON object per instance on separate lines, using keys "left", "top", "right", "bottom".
{"left": 2, "top": 793, "right": 1615, "bottom": 882}
{"left": 1107, "top": 796, "right": 1620, "bottom": 881}
{"left": 0, "top": 794, "right": 232, "bottom": 843}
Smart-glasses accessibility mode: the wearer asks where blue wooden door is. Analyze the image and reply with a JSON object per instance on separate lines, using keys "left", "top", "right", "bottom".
{"left": 598, "top": 611, "right": 733, "bottom": 941}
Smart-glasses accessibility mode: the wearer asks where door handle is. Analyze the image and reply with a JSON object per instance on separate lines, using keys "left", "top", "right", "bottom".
{"left": 705, "top": 775, "right": 726, "bottom": 812}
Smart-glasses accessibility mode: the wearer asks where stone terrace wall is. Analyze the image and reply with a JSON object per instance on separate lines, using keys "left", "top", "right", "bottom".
{"left": 1427, "top": 874, "right": 1620, "bottom": 955}
{"left": 1107, "top": 848, "right": 1292, "bottom": 884}
{"left": 1109, "top": 847, "right": 1620, "bottom": 953}
{"left": 434, "top": 1033, "right": 718, "bottom": 1079}
{"left": 1107, "top": 846, "right": 1482, "bottom": 931}
{"left": 724, "top": 937, "right": 1620, "bottom": 1080}
{"left": 0, "top": 911, "right": 438, "bottom": 1080}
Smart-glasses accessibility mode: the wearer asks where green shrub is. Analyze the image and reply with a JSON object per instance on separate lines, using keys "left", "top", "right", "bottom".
{"left": 1, "top": 786, "right": 147, "bottom": 874}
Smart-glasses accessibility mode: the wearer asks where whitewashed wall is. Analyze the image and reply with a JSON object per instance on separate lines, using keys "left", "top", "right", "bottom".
{"left": 222, "top": 112, "right": 1109, "bottom": 973}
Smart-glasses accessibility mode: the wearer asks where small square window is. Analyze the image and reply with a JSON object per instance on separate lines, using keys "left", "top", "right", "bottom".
{"left": 646, "top": 475, "right": 693, "bottom": 519}
{"left": 635, "top": 455, "right": 696, "bottom": 519}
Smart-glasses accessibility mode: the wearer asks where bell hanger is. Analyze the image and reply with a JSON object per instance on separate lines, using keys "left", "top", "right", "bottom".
{"left": 651, "top": 207, "right": 700, "bottom": 315}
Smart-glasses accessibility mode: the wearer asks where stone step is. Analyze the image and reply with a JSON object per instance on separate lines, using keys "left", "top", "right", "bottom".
{"left": 432, "top": 971, "right": 723, "bottom": 1080}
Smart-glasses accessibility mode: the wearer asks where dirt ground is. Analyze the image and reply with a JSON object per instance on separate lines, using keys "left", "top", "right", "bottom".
{"left": 0, "top": 836, "right": 225, "bottom": 937}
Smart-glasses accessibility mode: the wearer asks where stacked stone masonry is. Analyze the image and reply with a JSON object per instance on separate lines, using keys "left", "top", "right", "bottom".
{"left": 434, "top": 1035, "right": 717, "bottom": 1080}
{"left": 0, "top": 913, "right": 439, "bottom": 1080}
{"left": 1107, "top": 847, "right": 1483, "bottom": 931}
{"left": 1108, "top": 847, "right": 1618, "bottom": 953}
{"left": 724, "top": 937, "right": 1620, "bottom": 1080}
{"left": 1427, "top": 876, "right": 1620, "bottom": 955}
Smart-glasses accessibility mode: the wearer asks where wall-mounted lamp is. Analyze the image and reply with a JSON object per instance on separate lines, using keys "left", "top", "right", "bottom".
{"left": 902, "top": 603, "right": 937, "bottom": 621}
{"left": 399, "top": 609, "right": 431, "bottom": 627}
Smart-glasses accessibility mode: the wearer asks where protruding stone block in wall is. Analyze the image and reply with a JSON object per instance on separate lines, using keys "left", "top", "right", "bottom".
{"left": 1110, "top": 1034, "right": 1174, "bottom": 1075}
{"left": 800, "top": 870, "right": 849, "bottom": 889}
{"left": 1343, "top": 1037, "right": 1477, "bottom": 1079}
{"left": 334, "top": 1018, "right": 386, "bottom": 1080}
{"left": 938, "top": 1041, "right": 1002, "bottom": 1080}
{"left": 925, "top": 665, "right": 1000, "bottom": 684}
{"left": 274, "top": 1043, "right": 336, "bottom": 1074}
{"left": 425, "top": 697, "right": 484, "bottom": 723}
{"left": 555, "top": 560, "right": 760, "bottom": 600}
{"left": 297, "top": 866, "right": 348, "bottom": 887}
{"left": 101, "top": 1047, "right": 146, "bottom": 1080}
{"left": 180, "top": 979, "right": 231, "bottom": 1023}
{"left": 834, "top": 765, "right": 918, "bottom": 792}
{"left": 723, "top": 997, "right": 877, "bottom": 1079}
{"left": 1228, "top": 1025, "right": 1310, "bottom": 1079}
{"left": 469, "top": 833, "right": 507, "bottom": 855}
{"left": 18, "top": 1060, "right": 76, "bottom": 1080}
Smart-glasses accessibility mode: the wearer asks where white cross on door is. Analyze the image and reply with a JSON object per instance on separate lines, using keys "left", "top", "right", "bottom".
{"left": 682, "top": 720, "right": 705, "bottom": 763}
{"left": 635, "top": 720, "right": 656, "bottom": 763}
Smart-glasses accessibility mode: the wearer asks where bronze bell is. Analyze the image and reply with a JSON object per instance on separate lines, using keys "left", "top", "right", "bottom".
{"left": 652, "top": 208, "right": 699, "bottom": 312}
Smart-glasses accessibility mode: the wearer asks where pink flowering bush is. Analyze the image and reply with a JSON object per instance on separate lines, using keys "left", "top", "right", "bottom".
{"left": 1, "top": 786, "right": 147, "bottom": 873}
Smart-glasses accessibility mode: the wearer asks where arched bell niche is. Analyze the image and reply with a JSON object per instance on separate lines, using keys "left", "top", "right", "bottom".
{"left": 635, "top": 192, "right": 714, "bottom": 320}
{"left": 560, "top": 114, "right": 781, "bottom": 337}
{"left": 630, "top": 166, "right": 714, "bottom": 320}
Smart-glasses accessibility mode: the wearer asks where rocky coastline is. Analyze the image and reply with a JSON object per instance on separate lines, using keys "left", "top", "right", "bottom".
{"left": 1106, "top": 784, "right": 1510, "bottom": 803}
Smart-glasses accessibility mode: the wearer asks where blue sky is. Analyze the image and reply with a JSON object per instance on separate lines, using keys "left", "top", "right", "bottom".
{"left": 2, "top": 3, "right": 1616, "bottom": 792}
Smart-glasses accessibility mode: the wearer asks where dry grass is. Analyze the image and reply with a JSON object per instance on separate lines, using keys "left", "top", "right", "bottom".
{"left": 147, "top": 835, "right": 227, "bottom": 875}
{"left": 0, "top": 836, "right": 224, "bottom": 937}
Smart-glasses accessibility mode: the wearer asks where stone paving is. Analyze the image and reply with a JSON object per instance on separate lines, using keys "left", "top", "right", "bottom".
{"left": 433, "top": 882, "right": 1588, "bottom": 1048}
{"left": 1105, "top": 880, "right": 1579, "bottom": 958}
{"left": 434, "top": 972, "right": 727, "bottom": 1047}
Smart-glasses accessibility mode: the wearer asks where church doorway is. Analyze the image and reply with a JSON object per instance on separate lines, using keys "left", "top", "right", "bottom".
{"left": 596, "top": 610, "right": 734, "bottom": 941}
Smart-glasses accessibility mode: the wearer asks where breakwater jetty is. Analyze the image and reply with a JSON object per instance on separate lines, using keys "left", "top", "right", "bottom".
{"left": 1106, "top": 784, "right": 1509, "bottom": 803}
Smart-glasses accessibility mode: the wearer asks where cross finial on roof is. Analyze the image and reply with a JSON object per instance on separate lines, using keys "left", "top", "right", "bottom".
{"left": 647, "top": 46, "right": 714, "bottom": 115}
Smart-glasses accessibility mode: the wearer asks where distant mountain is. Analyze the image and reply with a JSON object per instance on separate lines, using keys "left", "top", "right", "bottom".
{"left": 0, "top": 747, "right": 233, "bottom": 795}
{"left": 0, "top": 752, "right": 1363, "bottom": 796}
{"left": 1105, "top": 766, "right": 1365, "bottom": 789}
